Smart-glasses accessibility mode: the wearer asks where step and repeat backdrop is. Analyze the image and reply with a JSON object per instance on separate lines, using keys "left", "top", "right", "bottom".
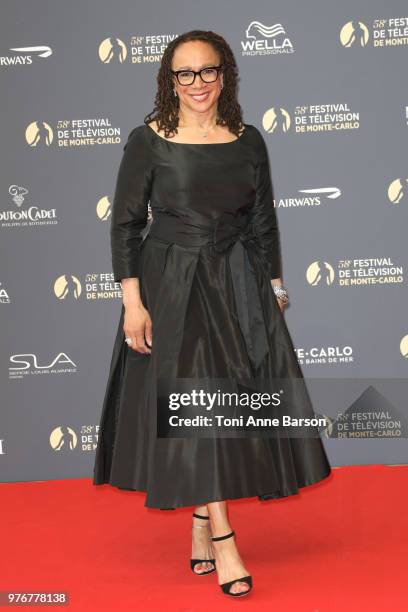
{"left": 1, "top": 0, "right": 408, "bottom": 483}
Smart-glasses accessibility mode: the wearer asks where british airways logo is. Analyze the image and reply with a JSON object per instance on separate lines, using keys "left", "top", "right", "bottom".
{"left": 1, "top": 45, "right": 53, "bottom": 67}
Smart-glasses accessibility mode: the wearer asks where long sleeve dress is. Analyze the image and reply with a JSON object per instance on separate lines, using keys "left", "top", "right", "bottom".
{"left": 92, "top": 122, "right": 331, "bottom": 509}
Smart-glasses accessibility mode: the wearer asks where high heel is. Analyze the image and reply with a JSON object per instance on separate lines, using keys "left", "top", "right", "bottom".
{"left": 211, "top": 530, "right": 253, "bottom": 597}
{"left": 190, "top": 512, "right": 216, "bottom": 575}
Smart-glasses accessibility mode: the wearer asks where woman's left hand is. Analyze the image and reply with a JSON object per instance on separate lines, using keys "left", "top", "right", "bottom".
{"left": 271, "top": 280, "right": 288, "bottom": 312}
{"left": 277, "top": 297, "right": 286, "bottom": 312}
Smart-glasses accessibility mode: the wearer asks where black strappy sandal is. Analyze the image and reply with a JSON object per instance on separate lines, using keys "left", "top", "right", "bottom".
{"left": 211, "top": 530, "right": 253, "bottom": 597}
{"left": 190, "top": 512, "right": 216, "bottom": 575}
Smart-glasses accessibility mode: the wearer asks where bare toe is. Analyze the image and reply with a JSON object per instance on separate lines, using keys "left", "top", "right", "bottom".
{"left": 230, "top": 581, "right": 249, "bottom": 594}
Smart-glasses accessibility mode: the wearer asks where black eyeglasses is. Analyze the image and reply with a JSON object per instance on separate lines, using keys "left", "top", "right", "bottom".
{"left": 171, "top": 64, "right": 224, "bottom": 86}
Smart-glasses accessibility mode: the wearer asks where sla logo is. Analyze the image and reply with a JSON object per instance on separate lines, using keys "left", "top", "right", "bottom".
{"left": 241, "top": 21, "right": 295, "bottom": 55}
{"left": 262, "top": 107, "right": 291, "bottom": 133}
{"left": 50, "top": 426, "right": 78, "bottom": 451}
{"left": 9, "top": 353, "right": 77, "bottom": 370}
{"left": 98, "top": 38, "right": 127, "bottom": 63}
{"left": 388, "top": 178, "right": 408, "bottom": 204}
{"left": 9, "top": 353, "right": 77, "bottom": 379}
{"left": 306, "top": 262, "right": 335, "bottom": 286}
{"left": 54, "top": 275, "right": 82, "bottom": 300}
{"left": 25, "top": 121, "right": 54, "bottom": 146}
{"left": 340, "top": 22, "right": 369, "bottom": 47}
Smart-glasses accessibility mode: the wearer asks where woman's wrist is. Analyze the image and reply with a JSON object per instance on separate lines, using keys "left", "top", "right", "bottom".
{"left": 270, "top": 279, "right": 289, "bottom": 304}
{"left": 121, "top": 278, "right": 143, "bottom": 308}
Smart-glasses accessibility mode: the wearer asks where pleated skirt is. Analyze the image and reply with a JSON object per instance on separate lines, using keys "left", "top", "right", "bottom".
{"left": 93, "top": 241, "right": 332, "bottom": 508}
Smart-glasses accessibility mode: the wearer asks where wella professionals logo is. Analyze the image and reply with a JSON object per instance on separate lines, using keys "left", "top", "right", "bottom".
{"left": 241, "top": 20, "right": 295, "bottom": 56}
{"left": 388, "top": 178, "right": 408, "bottom": 204}
{"left": 0, "top": 45, "right": 52, "bottom": 67}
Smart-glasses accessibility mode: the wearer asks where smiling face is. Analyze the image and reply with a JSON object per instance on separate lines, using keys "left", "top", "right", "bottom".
{"left": 171, "top": 40, "right": 224, "bottom": 115}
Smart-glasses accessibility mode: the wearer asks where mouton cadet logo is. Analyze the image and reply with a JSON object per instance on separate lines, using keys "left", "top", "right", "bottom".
{"left": 0, "top": 185, "right": 58, "bottom": 229}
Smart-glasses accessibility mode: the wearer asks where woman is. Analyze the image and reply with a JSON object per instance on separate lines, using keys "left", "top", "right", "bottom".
{"left": 93, "top": 29, "right": 332, "bottom": 598}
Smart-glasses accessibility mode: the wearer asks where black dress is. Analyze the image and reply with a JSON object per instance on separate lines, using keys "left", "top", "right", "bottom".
{"left": 92, "top": 122, "right": 331, "bottom": 509}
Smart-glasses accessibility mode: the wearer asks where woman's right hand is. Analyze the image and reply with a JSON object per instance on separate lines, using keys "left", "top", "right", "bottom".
{"left": 123, "top": 303, "right": 152, "bottom": 354}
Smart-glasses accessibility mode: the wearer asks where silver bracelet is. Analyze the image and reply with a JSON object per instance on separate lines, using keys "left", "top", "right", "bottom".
{"left": 272, "top": 283, "right": 289, "bottom": 303}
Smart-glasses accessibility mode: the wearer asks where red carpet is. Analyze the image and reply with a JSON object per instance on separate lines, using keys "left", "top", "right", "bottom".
{"left": 1, "top": 465, "right": 406, "bottom": 611}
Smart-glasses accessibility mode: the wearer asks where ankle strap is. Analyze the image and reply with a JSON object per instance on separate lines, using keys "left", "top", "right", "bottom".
{"left": 211, "top": 530, "right": 235, "bottom": 542}
{"left": 193, "top": 512, "right": 209, "bottom": 520}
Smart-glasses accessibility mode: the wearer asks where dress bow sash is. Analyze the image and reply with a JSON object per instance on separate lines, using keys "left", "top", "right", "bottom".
{"left": 147, "top": 210, "right": 270, "bottom": 374}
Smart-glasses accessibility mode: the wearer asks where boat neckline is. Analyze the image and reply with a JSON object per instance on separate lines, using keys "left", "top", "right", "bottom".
{"left": 145, "top": 123, "right": 248, "bottom": 145}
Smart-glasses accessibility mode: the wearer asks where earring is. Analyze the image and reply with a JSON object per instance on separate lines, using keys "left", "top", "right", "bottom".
{"left": 174, "top": 89, "right": 177, "bottom": 97}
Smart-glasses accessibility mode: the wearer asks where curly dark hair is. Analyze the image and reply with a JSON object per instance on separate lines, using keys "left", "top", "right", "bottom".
{"left": 144, "top": 30, "right": 244, "bottom": 139}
